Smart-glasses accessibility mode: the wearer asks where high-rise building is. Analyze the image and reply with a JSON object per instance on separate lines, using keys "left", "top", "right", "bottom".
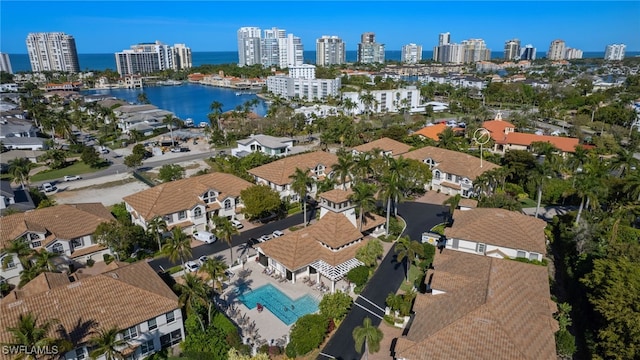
{"left": 173, "top": 44, "right": 192, "bottom": 70}
{"left": 115, "top": 41, "right": 175, "bottom": 75}
{"left": 547, "top": 39, "right": 566, "bottom": 60}
{"left": 261, "top": 27, "right": 286, "bottom": 67}
{"left": 26, "top": 32, "right": 80, "bottom": 73}
{"left": 565, "top": 48, "right": 583, "bottom": 60}
{"left": 237, "top": 27, "right": 262, "bottom": 67}
{"left": 316, "top": 36, "right": 346, "bottom": 66}
{"left": 604, "top": 44, "right": 626, "bottom": 61}
{"left": 462, "top": 39, "right": 491, "bottom": 63}
{"left": 278, "top": 33, "right": 304, "bottom": 68}
{"left": 357, "top": 32, "right": 385, "bottom": 64}
{"left": 401, "top": 43, "right": 422, "bottom": 64}
{"left": 520, "top": 44, "right": 537, "bottom": 61}
{"left": 439, "top": 32, "right": 451, "bottom": 46}
{"left": 504, "top": 39, "right": 521, "bottom": 60}
{"left": 0, "top": 53, "right": 12, "bottom": 74}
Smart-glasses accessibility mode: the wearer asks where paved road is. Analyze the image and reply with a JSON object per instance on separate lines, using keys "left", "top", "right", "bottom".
{"left": 318, "top": 202, "right": 448, "bottom": 360}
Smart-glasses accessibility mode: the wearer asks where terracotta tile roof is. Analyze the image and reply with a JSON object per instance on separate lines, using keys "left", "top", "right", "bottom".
{"left": 248, "top": 151, "right": 338, "bottom": 186}
{"left": 395, "top": 250, "right": 557, "bottom": 360}
{"left": 498, "top": 132, "right": 580, "bottom": 153}
{"left": 0, "top": 262, "right": 179, "bottom": 347}
{"left": 412, "top": 123, "right": 448, "bottom": 141}
{"left": 404, "top": 146, "right": 500, "bottom": 180}
{"left": 444, "top": 208, "right": 547, "bottom": 254}
{"left": 481, "top": 120, "right": 515, "bottom": 141}
{"left": 458, "top": 198, "right": 478, "bottom": 208}
{"left": 359, "top": 212, "right": 386, "bottom": 232}
{"left": 123, "top": 172, "right": 252, "bottom": 220}
{"left": 0, "top": 203, "right": 115, "bottom": 249}
{"left": 352, "top": 137, "right": 412, "bottom": 156}
{"left": 440, "top": 181, "right": 462, "bottom": 190}
{"left": 318, "top": 188, "right": 353, "bottom": 203}
{"left": 12, "top": 272, "right": 71, "bottom": 299}
{"left": 69, "top": 244, "right": 109, "bottom": 258}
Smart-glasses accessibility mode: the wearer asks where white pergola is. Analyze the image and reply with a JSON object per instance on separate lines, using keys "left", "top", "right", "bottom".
{"left": 310, "top": 258, "right": 364, "bottom": 293}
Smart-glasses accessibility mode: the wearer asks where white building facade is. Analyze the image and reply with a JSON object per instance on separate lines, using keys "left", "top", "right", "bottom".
{"left": 0, "top": 53, "right": 13, "bottom": 74}
{"left": 115, "top": 41, "right": 176, "bottom": 75}
{"left": 401, "top": 43, "right": 423, "bottom": 64}
{"left": 237, "top": 27, "right": 262, "bottom": 66}
{"left": 341, "top": 87, "right": 422, "bottom": 114}
{"left": 357, "top": 32, "right": 385, "bottom": 64}
{"left": 504, "top": 39, "right": 521, "bottom": 60}
{"left": 26, "top": 32, "right": 80, "bottom": 73}
{"left": 316, "top": 36, "right": 346, "bottom": 66}
{"left": 267, "top": 76, "right": 341, "bottom": 101}
{"left": 604, "top": 44, "right": 626, "bottom": 61}
{"left": 547, "top": 39, "right": 566, "bottom": 60}
{"left": 278, "top": 33, "right": 304, "bottom": 68}
{"left": 173, "top": 43, "right": 192, "bottom": 70}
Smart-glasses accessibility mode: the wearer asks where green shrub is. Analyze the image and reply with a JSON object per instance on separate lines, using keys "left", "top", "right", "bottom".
{"left": 504, "top": 182, "right": 525, "bottom": 196}
{"left": 378, "top": 235, "right": 393, "bottom": 242}
{"left": 319, "top": 292, "right": 353, "bottom": 321}
{"left": 388, "top": 217, "right": 403, "bottom": 236}
{"left": 168, "top": 265, "right": 183, "bottom": 274}
{"left": 555, "top": 329, "right": 576, "bottom": 357}
{"left": 287, "top": 314, "right": 329, "bottom": 357}
{"left": 86, "top": 258, "right": 95, "bottom": 267}
{"left": 346, "top": 265, "right": 370, "bottom": 287}
{"left": 103, "top": 254, "right": 114, "bottom": 264}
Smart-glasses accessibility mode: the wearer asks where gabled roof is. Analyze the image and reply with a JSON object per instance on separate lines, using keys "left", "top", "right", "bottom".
{"left": 0, "top": 262, "right": 179, "bottom": 347}
{"left": 498, "top": 132, "right": 580, "bottom": 153}
{"left": 404, "top": 146, "right": 499, "bottom": 180}
{"left": 123, "top": 172, "right": 252, "bottom": 220}
{"left": 248, "top": 151, "right": 338, "bottom": 186}
{"left": 444, "top": 208, "right": 547, "bottom": 254}
{"left": 394, "top": 250, "right": 557, "bottom": 360}
{"left": 352, "top": 137, "right": 411, "bottom": 156}
{"left": 481, "top": 120, "right": 515, "bottom": 141}
{"left": 237, "top": 134, "right": 293, "bottom": 149}
{"left": 0, "top": 203, "right": 114, "bottom": 248}
{"left": 412, "top": 123, "right": 448, "bottom": 141}
{"left": 318, "top": 188, "right": 353, "bottom": 204}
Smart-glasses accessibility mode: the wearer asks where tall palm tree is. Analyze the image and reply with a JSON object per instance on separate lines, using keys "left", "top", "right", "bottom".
{"left": 353, "top": 151, "right": 374, "bottom": 184}
{"left": 208, "top": 101, "right": 224, "bottom": 130}
{"left": 610, "top": 148, "right": 639, "bottom": 178}
{"left": 2, "top": 239, "right": 35, "bottom": 270}
{"left": 174, "top": 272, "right": 210, "bottom": 330}
{"left": 289, "top": 167, "right": 315, "bottom": 227}
{"left": 349, "top": 182, "right": 377, "bottom": 231}
{"left": 5, "top": 313, "right": 71, "bottom": 360}
{"left": 137, "top": 92, "right": 150, "bottom": 104}
{"left": 352, "top": 317, "right": 383, "bottom": 360}
{"left": 201, "top": 257, "right": 228, "bottom": 294}
{"left": 162, "top": 114, "right": 176, "bottom": 148}
{"left": 32, "top": 250, "right": 60, "bottom": 272}
{"left": 88, "top": 326, "right": 127, "bottom": 360}
{"left": 342, "top": 97, "right": 357, "bottom": 116}
{"left": 147, "top": 216, "right": 168, "bottom": 251}
{"left": 442, "top": 194, "right": 461, "bottom": 222}
{"left": 623, "top": 170, "right": 640, "bottom": 202}
{"left": 331, "top": 150, "right": 355, "bottom": 190}
{"left": 437, "top": 127, "right": 460, "bottom": 150}
{"left": 395, "top": 236, "right": 424, "bottom": 282}
{"left": 8, "top": 158, "right": 34, "bottom": 189}
{"left": 161, "top": 228, "right": 192, "bottom": 269}
{"left": 214, "top": 217, "right": 238, "bottom": 265}
{"left": 359, "top": 92, "right": 376, "bottom": 121}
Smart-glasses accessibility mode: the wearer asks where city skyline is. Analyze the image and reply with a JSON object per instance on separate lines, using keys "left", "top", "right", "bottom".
{"left": 1, "top": 1, "right": 639, "bottom": 55}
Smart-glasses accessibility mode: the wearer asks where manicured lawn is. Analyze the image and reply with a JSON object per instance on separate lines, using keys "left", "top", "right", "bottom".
{"left": 430, "top": 223, "right": 447, "bottom": 235}
{"left": 519, "top": 197, "right": 540, "bottom": 208}
{"left": 399, "top": 263, "right": 423, "bottom": 292}
{"left": 31, "top": 161, "right": 107, "bottom": 182}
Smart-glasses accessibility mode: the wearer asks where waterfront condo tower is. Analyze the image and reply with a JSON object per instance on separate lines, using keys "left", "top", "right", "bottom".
{"left": 261, "top": 27, "right": 286, "bottom": 67}
{"left": 547, "top": 39, "right": 566, "bottom": 60}
{"left": 237, "top": 27, "right": 262, "bottom": 67}
{"left": 115, "top": 41, "right": 176, "bottom": 75}
{"left": 173, "top": 44, "right": 193, "bottom": 70}
{"left": 277, "top": 33, "right": 304, "bottom": 68}
{"left": 357, "top": 32, "right": 385, "bottom": 64}
{"left": 316, "top": 35, "right": 346, "bottom": 66}
{"left": 0, "top": 53, "right": 12, "bottom": 74}
{"left": 520, "top": 44, "right": 537, "bottom": 61}
{"left": 604, "top": 44, "right": 626, "bottom": 61}
{"left": 26, "top": 32, "right": 80, "bottom": 73}
{"left": 504, "top": 39, "right": 521, "bottom": 60}
{"left": 401, "top": 43, "right": 423, "bottom": 64}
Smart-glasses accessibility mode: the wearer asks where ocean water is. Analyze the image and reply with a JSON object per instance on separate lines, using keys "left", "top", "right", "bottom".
{"left": 9, "top": 50, "right": 635, "bottom": 73}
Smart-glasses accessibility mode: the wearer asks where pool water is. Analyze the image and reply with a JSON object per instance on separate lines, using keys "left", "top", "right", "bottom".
{"left": 237, "top": 283, "right": 319, "bottom": 325}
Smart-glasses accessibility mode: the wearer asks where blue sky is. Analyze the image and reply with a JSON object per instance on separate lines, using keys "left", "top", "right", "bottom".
{"left": 1, "top": 1, "right": 638, "bottom": 54}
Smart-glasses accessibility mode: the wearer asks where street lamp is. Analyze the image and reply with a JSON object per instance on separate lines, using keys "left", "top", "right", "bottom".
{"left": 472, "top": 128, "right": 491, "bottom": 168}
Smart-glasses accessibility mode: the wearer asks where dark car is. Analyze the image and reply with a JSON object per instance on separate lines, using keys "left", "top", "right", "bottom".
{"left": 258, "top": 212, "right": 277, "bottom": 224}
{"left": 247, "top": 238, "right": 260, "bottom": 247}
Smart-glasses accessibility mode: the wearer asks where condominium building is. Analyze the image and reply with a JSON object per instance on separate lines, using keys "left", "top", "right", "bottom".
{"left": 357, "top": 32, "right": 385, "bottom": 64}
{"left": 262, "top": 27, "right": 286, "bottom": 67}
{"left": 237, "top": 26, "right": 262, "bottom": 67}
{"left": 289, "top": 64, "right": 316, "bottom": 79}
{"left": 547, "top": 39, "right": 566, "bottom": 60}
{"left": 401, "top": 43, "right": 423, "bottom": 64}
{"left": 278, "top": 33, "right": 304, "bottom": 68}
{"left": 565, "top": 48, "right": 583, "bottom": 60}
{"left": 26, "top": 32, "right": 80, "bottom": 73}
{"left": 520, "top": 44, "right": 537, "bottom": 61}
{"left": 173, "top": 43, "right": 192, "bottom": 70}
{"left": 115, "top": 41, "right": 176, "bottom": 75}
{"left": 342, "top": 87, "right": 422, "bottom": 115}
{"left": 462, "top": 39, "right": 491, "bottom": 63}
{"left": 267, "top": 65, "right": 340, "bottom": 101}
{"left": 439, "top": 32, "right": 451, "bottom": 46}
{"left": 0, "top": 53, "right": 12, "bottom": 74}
{"left": 316, "top": 35, "right": 346, "bottom": 66}
{"left": 604, "top": 44, "right": 626, "bottom": 61}
{"left": 504, "top": 39, "right": 521, "bottom": 60}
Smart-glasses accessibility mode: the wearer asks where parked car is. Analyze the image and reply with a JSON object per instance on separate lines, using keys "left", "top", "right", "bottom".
{"left": 198, "top": 255, "right": 209, "bottom": 265}
{"left": 99, "top": 146, "right": 109, "bottom": 154}
{"left": 231, "top": 219, "right": 244, "bottom": 229}
{"left": 258, "top": 234, "right": 272, "bottom": 242}
{"left": 247, "top": 238, "right": 260, "bottom": 247}
{"left": 272, "top": 230, "right": 284, "bottom": 237}
{"left": 184, "top": 261, "right": 200, "bottom": 273}
{"left": 193, "top": 231, "right": 217, "bottom": 244}
{"left": 64, "top": 175, "right": 81, "bottom": 181}
{"left": 257, "top": 212, "right": 277, "bottom": 224}
{"left": 40, "top": 183, "right": 57, "bottom": 193}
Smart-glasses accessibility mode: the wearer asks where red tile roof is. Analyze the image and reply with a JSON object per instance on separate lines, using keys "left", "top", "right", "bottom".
{"left": 481, "top": 120, "right": 515, "bottom": 141}
{"left": 412, "top": 123, "right": 448, "bottom": 141}
{"left": 498, "top": 132, "right": 580, "bottom": 153}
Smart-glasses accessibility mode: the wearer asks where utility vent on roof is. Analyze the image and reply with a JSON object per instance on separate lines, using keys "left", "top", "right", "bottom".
{"left": 110, "top": 273, "right": 118, "bottom": 279}
{"left": 495, "top": 213, "right": 505, "bottom": 217}
{"left": 8, "top": 300, "right": 24, "bottom": 308}
{"left": 67, "top": 281, "right": 82, "bottom": 289}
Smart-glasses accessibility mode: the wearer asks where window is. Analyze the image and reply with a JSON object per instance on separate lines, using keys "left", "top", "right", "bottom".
{"left": 446, "top": 173, "right": 453, "bottom": 181}
{"left": 122, "top": 326, "right": 138, "bottom": 340}
{"left": 166, "top": 311, "right": 175, "bottom": 323}
{"left": 178, "top": 211, "right": 186, "bottom": 220}
{"left": 140, "top": 339, "right": 155, "bottom": 355}
{"left": 476, "top": 243, "right": 486, "bottom": 254}
{"left": 224, "top": 199, "right": 232, "bottom": 210}
{"left": 75, "top": 348, "right": 86, "bottom": 360}
{"left": 30, "top": 240, "right": 42, "bottom": 248}
{"left": 516, "top": 250, "right": 526, "bottom": 258}
{"left": 147, "top": 318, "right": 157, "bottom": 331}
{"left": 434, "top": 171, "right": 441, "bottom": 180}
{"left": 529, "top": 252, "right": 539, "bottom": 261}
{"left": 51, "top": 243, "right": 64, "bottom": 254}
{"left": 3, "top": 256, "right": 16, "bottom": 269}
{"left": 160, "top": 329, "right": 182, "bottom": 348}
{"left": 193, "top": 207, "right": 202, "bottom": 218}
{"left": 71, "top": 238, "right": 84, "bottom": 248}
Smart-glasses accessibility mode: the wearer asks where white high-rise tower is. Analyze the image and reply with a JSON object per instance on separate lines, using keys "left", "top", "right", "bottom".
{"left": 316, "top": 36, "right": 346, "bottom": 66}
{"left": 26, "top": 32, "right": 80, "bottom": 73}
{"left": 237, "top": 27, "right": 262, "bottom": 67}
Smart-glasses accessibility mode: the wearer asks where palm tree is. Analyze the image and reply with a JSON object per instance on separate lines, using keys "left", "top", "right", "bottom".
{"left": 349, "top": 182, "right": 377, "bottom": 231}
{"left": 128, "top": 129, "right": 143, "bottom": 145}
{"left": 442, "top": 194, "right": 461, "bottom": 222}
{"left": 359, "top": 92, "right": 376, "bottom": 121}
{"left": 8, "top": 158, "right": 34, "bottom": 189}
{"left": 331, "top": 150, "right": 355, "bottom": 190}
{"left": 161, "top": 228, "right": 192, "bottom": 269}
{"left": 395, "top": 236, "right": 424, "bottom": 282}
{"left": 289, "top": 167, "right": 315, "bottom": 227}
{"left": 147, "top": 216, "right": 168, "bottom": 251}
{"left": 162, "top": 114, "right": 176, "bottom": 148}
{"left": 352, "top": 317, "right": 383, "bottom": 360}
{"left": 137, "top": 92, "right": 150, "bottom": 104}
{"left": 437, "top": 127, "right": 460, "bottom": 150}
{"left": 88, "top": 326, "right": 127, "bottom": 360}
{"left": 32, "top": 250, "right": 60, "bottom": 272}
{"left": 174, "top": 272, "right": 210, "bottom": 330}
{"left": 214, "top": 217, "right": 239, "bottom": 265}
{"left": 201, "top": 257, "right": 228, "bottom": 294}
{"left": 610, "top": 148, "right": 639, "bottom": 178}
{"left": 2, "top": 239, "right": 35, "bottom": 270}
{"left": 208, "top": 100, "right": 224, "bottom": 130}
{"left": 353, "top": 151, "right": 374, "bottom": 184}
{"left": 5, "top": 313, "right": 71, "bottom": 360}
{"left": 623, "top": 170, "right": 640, "bottom": 202}
{"left": 342, "top": 97, "right": 357, "bottom": 116}
{"left": 378, "top": 157, "right": 409, "bottom": 233}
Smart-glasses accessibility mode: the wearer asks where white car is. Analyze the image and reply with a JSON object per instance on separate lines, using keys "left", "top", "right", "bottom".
{"left": 272, "top": 230, "right": 284, "bottom": 237}
{"left": 193, "top": 231, "right": 217, "bottom": 244}
{"left": 184, "top": 261, "right": 200, "bottom": 273}
{"left": 198, "top": 256, "right": 209, "bottom": 265}
{"left": 231, "top": 219, "right": 244, "bottom": 229}
{"left": 258, "top": 234, "right": 272, "bottom": 242}
{"left": 64, "top": 175, "right": 81, "bottom": 181}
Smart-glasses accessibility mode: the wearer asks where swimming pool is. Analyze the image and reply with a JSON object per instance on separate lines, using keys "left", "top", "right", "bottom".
{"left": 237, "top": 283, "right": 319, "bottom": 325}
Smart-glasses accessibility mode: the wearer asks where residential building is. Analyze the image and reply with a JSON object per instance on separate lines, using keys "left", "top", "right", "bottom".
{"left": 494, "top": 132, "right": 581, "bottom": 156}
{"left": 565, "top": 48, "right": 583, "bottom": 60}
{"left": 393, "top": 250, "right": 557, "bottom": 360}
{"left": 248, "top": 151, "right": 339, "bottom": 201}
{"left": 294, "top": 105, "right": 339, "bottom": 121}
{"left": 115, "top": 41, "right": 176, "bottom": 75}
{"left": 0, "top": 180, "right": 35, "bottom": 215}
{"left": 237, "top": 27, "right": 262, "bottom": 67}
{"left": 231, "top": 134, "right": 295, "bottom": 157}
{"left": 401, "top": 43, "right": 422, "bottom": 64}
{"left": 0, "top": 261, "right": 184, "bottom": 360}
{"left": 278, "top": 33, "right": 304, "bottom": 68}
{"left": 0, "top": 117, "right": 45, "bottom": 150}
{"left": 604, "top": 44, "right": 626, "bottom": 61}
{"left": 0, "top": 53, "right": 12, "bottom": 74}
{"left": 341, "top": 87, "right": 422, "bottom": 114}
{"left": 520, "top": 44, "right": 537, "bottom": 60}
{"left": 112, "top": 104, "right": 173, "bottom": 134}
{"left": 403, "top": 146, "right": 500, "bottom": 197}
{"left": 266, "top": 72, "right": 341, "bottom": 101}
{"left": 261, "top": 27, "right": 286, "bottom": 67}
{"left": 123, "top": 173, "right": 253, "bottom": 234}
{"left": 289, "top": 64, "right": 316, "bottom": 79}
{"left": 504, "top": 38, "right": 521, "bottom": 60}
{"left": 0, "top": 203, "right": 115, "bottom": 285}
{"left": 438, "top": 32, "right": 450, "bottom": 46}
{"left": 26, "top": 32, "right": 80, "bottom": 73}
{"left": 412, "top": 123, "right": 450, "bottom": 141}
{"left": 173, "top": 43, "right": 192, "bottom": 70}
{"left": 461, "top": 38, "right": 491, "bottom": 63}
{"left": 357, "top": 32, "right": 385, "bottom": 64}
{"left": 351, "top": 137, "right": 411, "bottom": 158}
{"left": 443, "top": 208, "right": 547, "bottom": 261}
{"left": 547, "top": 39, "right": 566, "bottom": 60}
{"left": 256, "top": 188, "right": 386, "bottom": 293}
{"left": 316, "top": 36, "right": 346, "bottom": 66}
{"left": 481, "top": 112, "right": 516, "bottom": 141}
